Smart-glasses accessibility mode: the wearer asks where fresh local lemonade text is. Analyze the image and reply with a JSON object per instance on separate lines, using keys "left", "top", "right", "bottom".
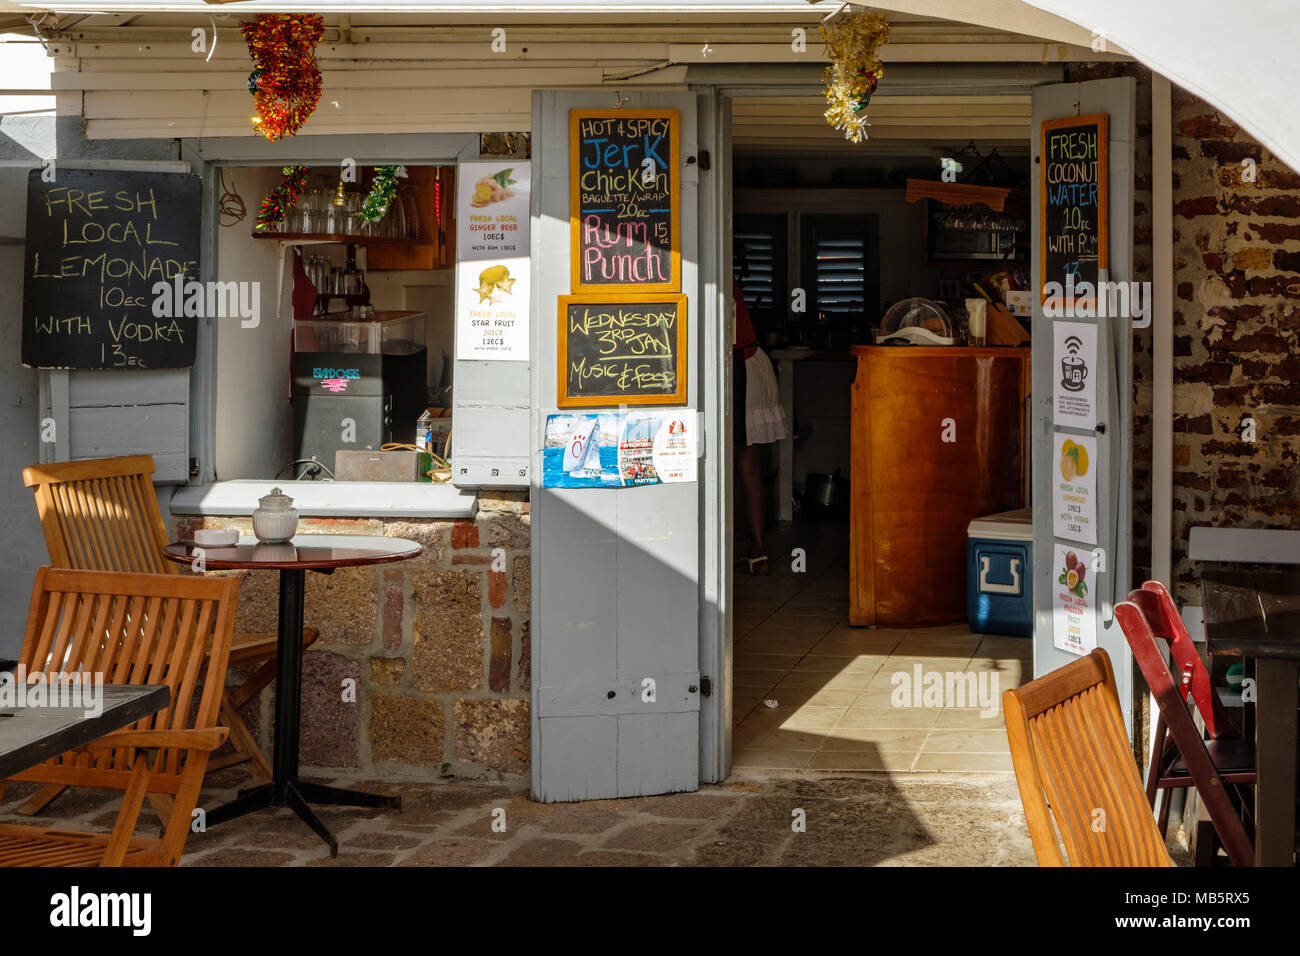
{"left": 577, "top": 116, "right": 672, "bottom": 284}
{"left": 568, "top": 303, "right": 677, "bottom": 393}
{"left": 27, "top": 185, "right": 195, "bottom": 364}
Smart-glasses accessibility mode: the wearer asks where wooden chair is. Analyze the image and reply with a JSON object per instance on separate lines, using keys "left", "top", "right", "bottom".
{"left": 21, "top": 455, "right": 317, "bottom": 804}
{"left": 1116, "top": 596, "right": 1256, "bottom": 866}
{"left": 0, "top": 567, "right": 236, "bottom": 866}
{"left": 1125, "top": 582, "right": 1255, "bottom": 835}
{"left": 1003, "top": 649, "right": 1174, "bottom": 866}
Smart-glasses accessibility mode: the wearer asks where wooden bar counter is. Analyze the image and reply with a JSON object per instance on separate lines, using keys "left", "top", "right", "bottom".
{"left": 850, "top": 345, "right": 1029, "bottom": 627}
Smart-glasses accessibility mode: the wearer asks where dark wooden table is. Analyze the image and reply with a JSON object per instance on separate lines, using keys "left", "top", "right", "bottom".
{"left": 1201, "top": 569, "right": 1300, "bottom": 866}
{"left": 0, "top": 684, "right": 170, "bottom": 778}
{"left": 163, "top": 533, "right": 421, "bottom": 856}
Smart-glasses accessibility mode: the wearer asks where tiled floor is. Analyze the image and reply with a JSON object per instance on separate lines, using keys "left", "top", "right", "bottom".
{"left": 733, "top": 514, "right": 1032, "bottom": 773}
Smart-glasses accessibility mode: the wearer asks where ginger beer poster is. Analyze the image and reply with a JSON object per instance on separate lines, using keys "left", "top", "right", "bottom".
{"left": 455, "top": 160, "right": 530, "bottom": 360}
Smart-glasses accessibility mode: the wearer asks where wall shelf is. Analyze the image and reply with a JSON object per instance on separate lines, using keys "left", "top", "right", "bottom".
{"left": 252, "top": 232, "right": 435, "bottom": 246}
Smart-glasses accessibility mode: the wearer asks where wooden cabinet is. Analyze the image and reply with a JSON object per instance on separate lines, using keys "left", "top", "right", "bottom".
{"left": 850, "top": 346, "right": 1029, "bottom": 627}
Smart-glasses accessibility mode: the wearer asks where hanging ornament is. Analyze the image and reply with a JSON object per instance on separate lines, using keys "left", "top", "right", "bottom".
{"left": 255, "top": 165, "right": 308, "bottom": 232}
{"left": 241, "top": 14, "right": 325, "bottom": 141}
{"left": 361, "top": 165, "right": 408, "bottom": 224}
{"left": 852, "top": 65, "right": 882, "bottom": 111}
{"left": 819, "top": 11, "right": 890, "bottom": 144}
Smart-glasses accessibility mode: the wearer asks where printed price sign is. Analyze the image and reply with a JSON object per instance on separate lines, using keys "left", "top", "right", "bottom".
{"left": 1052, "top": 432, "right": 1097, "bottom": 545}
{"left": 455, "top": 160, "right": 531, "bottom": 360}
{"left": 1052, "top": 540, "right": 1097, "bottom": 656}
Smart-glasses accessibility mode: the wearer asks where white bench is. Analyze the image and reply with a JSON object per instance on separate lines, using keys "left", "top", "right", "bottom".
{"left": 1188, "top": 526, "right": 1300, "bottom": 565}
{"left": 1183, "top": 527, "right": 1300, "bottom": 643}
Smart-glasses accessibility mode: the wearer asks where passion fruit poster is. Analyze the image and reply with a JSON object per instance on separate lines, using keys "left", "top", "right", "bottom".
{"left": 1052, "top": 432, "right": 1097, "bottom": 545}
{"left": 1052, "top": 541, "right": 1097, "bottom": 656}
{"left": 455, "top": 160, "right": 531, "bottom": 360}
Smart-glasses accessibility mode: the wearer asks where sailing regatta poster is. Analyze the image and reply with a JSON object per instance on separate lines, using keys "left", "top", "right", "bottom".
{"left": 543, "top": 410, "right": 697, "bottom": 488}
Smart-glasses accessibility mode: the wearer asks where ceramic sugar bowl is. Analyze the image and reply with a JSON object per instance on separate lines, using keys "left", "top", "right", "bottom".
{"left": 252, "top": 487, "right": 299, "bottom": 544}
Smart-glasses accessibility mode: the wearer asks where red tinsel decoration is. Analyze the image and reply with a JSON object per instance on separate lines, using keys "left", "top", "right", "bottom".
{"left": 241, "top": 14, "right": 325, "bottom": 141}
{"left": 256, "top": 165, "right": 309, "bottom": 232}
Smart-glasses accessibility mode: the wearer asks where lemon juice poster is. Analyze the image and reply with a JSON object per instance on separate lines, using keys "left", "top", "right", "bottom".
{"left": 1052, "top": 541, "right": 1097, "bottom": 656}
{"left": 456, "top": 160, "right": 530, "bottom": 360}
{"left": 1052, "top": 433, "right": 1097, "bottom": 544}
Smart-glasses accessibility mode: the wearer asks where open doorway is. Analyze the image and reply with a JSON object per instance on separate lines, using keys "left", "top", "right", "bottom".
{"left": 725, "top": 100, "right": 1035, "bottom": 775}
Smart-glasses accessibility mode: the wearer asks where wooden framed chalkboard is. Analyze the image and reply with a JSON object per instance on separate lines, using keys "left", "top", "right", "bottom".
{"left": 1040, "top": 113, "right": 1108, "bottom": 305}
{"left": 557, "top": 294, "right": 687, "bottom": 407}
{"left": 22, "top": 168, "right": 201, "bottom": 369}
{"left": 570, "top": 109, "right": 680, "bottom": 294}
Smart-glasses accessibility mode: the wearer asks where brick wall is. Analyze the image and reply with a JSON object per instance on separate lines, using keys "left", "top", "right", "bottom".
{"left": 175, "top": 491, "right": 531, "bottom": 779}
{"left": 1169, "top": 88, "right": 1300, "bottom": 603}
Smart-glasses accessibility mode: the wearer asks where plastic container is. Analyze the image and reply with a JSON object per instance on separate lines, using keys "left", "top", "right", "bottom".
{"left": 967, "top": 507, "right": 1032, "bottom": 637}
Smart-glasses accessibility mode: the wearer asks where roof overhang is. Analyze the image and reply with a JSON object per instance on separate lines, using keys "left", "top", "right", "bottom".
{"left": 845, "top": 0, "right": 1300, "bottom": 173}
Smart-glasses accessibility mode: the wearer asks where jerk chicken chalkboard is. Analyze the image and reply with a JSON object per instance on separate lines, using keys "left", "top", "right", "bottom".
{"left": 557, "top": 294, "right": 687, "bottom": 407}
{"left": 22, "top": 168, "right": 201, "bottom": 369}
{"left": 1039, "top": 113, "right": 1109, "bottom": 306}
{"left": 570, "top": 109, "right": 680, "bottom": 294}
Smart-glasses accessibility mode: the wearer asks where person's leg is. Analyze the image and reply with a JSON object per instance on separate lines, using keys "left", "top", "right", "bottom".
{"left": 737, "top": 442, "right": 767, "bottom": 564}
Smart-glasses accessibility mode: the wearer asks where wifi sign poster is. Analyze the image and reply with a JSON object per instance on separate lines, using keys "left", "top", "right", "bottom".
{"left": 1052, "top": 321, "right": 1097, "bottom": 425}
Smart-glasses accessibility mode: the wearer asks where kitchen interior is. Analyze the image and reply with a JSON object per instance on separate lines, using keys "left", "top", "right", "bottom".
{"left": 214, "top": 162, "right": 466, "bottom": 486}
{"left": 729, "top": 126, "right": 1038, "bottom": 773}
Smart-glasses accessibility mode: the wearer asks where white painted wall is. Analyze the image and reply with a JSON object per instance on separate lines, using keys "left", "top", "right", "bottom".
{"left": 214, "top": 165, "right": 293, "bottom": 479}
{"left": 0, "top": 45, "right": 56, "bottom": 657}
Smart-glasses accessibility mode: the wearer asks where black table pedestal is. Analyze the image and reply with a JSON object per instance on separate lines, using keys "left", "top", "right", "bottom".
{"left": 203, "top": 567, "right": 400, "bottom": 857}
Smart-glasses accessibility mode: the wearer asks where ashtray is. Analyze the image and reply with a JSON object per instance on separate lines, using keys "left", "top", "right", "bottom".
{"left": 193, "top": 529, "right": 239, "bottom": 547}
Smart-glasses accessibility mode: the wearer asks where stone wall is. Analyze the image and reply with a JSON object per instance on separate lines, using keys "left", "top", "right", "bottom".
{"left": 174, "top": 492, "right": 531, "bottom": 778}
{"left": 1169, "top": 89, "right": 1300, "bottom": 603}
{"left": 1062, "top": 67, "right": 1300, "bottom": 604}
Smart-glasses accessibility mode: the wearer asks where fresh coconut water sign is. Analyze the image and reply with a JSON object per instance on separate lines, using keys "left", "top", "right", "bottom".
{"left": 455, "top": 160, "right": 531, "bottom": 360}
{"left": 1052, "top": 541, "right": 1097, "bottom": 656}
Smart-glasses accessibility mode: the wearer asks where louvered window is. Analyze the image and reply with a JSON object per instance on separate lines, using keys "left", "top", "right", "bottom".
{"left": 800, "top": 214, "right": 881, "bottom": 328}
{"left": 732, "top": 213, "right": 786, "bottom": 330}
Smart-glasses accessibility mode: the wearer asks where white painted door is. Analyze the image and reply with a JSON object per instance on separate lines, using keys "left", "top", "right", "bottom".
{"left": 530, "top": 90, "right": 707, "bottom": 800}
{"left": 1030, "top": 77, "right": 1138, "bottom": 733}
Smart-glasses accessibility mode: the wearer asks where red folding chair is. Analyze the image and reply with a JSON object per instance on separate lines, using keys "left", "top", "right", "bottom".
{"left": 1116, "top": 591, "right": 1255, "bottom": 867}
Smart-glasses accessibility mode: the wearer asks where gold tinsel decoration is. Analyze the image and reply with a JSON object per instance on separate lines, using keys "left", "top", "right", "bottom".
{"left": 820, "top": 11, "right": 890, "bottom": 144}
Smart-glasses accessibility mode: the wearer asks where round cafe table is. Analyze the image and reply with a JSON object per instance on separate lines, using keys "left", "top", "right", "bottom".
{"left": 163, "top": 533, "right": 421, "bottom": 856}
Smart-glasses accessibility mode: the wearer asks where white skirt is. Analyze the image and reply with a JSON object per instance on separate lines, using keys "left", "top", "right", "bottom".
{"left": 744, "top": 347, "right": 789, "bottom": 445}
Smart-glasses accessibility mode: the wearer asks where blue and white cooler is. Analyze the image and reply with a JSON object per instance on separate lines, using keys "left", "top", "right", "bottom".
{"left": 966, "top": 507, "right": 1032, "bottom": 638}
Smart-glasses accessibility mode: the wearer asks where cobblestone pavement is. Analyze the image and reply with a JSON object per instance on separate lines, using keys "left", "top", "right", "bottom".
{"left": 0, "top": 766, "right": 1193, "bottom": 866}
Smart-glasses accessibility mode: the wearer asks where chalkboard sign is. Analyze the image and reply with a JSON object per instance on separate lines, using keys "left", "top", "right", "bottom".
{"left": 557, "top": 294, "right": 687, "bottom": 407}
{"left": 1040, "top": 114, "right": 1108, "bottom": 305}
{"left": 22, "top": 168, "right": 201, "bottom": 369}
{"left": 570, "top": 109, "right": 680, "bottom": 294}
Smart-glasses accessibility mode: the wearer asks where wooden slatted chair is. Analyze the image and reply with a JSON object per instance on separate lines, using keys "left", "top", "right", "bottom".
{"left": 0, "top": 567, "right": 236, "bottom": 866}
{"left": 21, "top": 455, "right": 317, "bottom": 808}
{"left": 1003, "top": 648, "right": 1174, "bottom": 866}
{"left": 1116, "top": 596, "right": 1255, "bottom": 866}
